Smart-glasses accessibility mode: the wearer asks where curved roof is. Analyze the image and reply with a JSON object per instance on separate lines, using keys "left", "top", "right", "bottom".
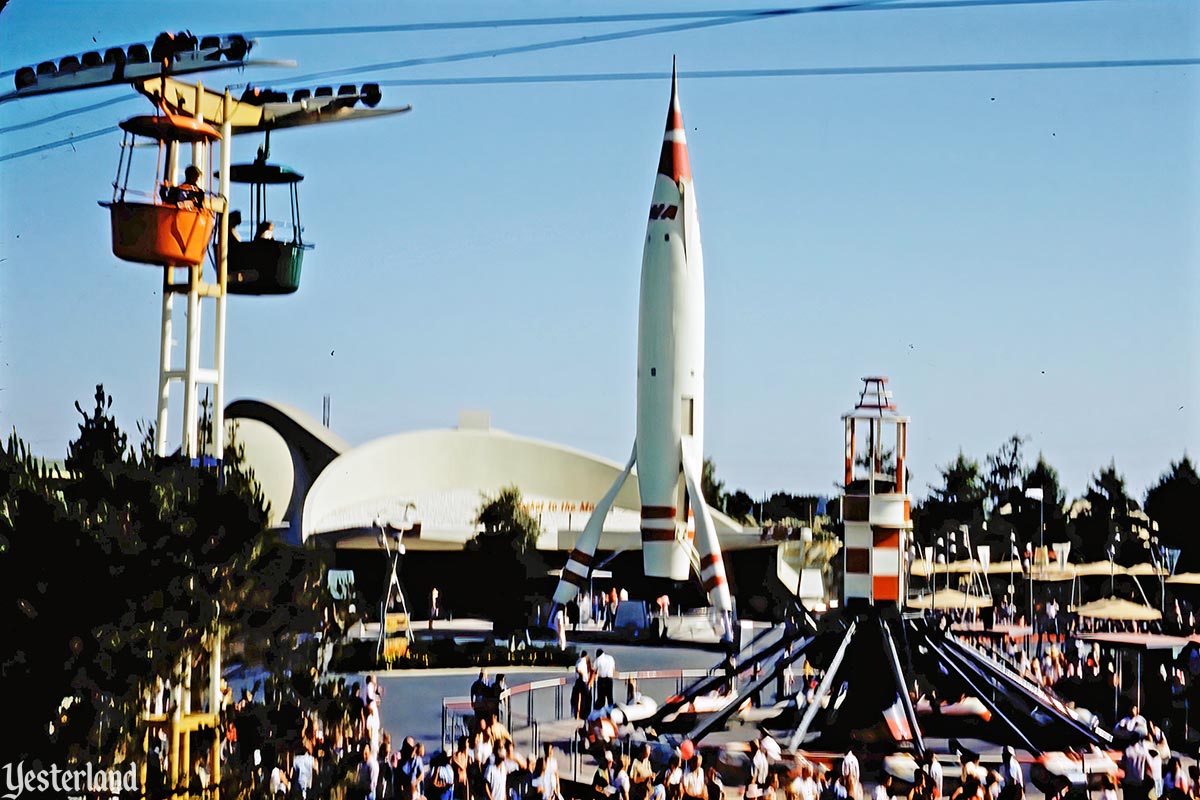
{"left": 120, "top": 112, "right": 221, "bottom": 142}
{"left": 226, "top": 398, "right": 348, "bottom": 533}
{"left": 302, "top": 426, "right": 752, "bottom": 551}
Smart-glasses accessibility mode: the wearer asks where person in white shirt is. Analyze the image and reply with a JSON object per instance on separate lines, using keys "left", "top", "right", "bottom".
{"left": 872, "top": 776, "right": 892, "bottom": 800}
{"left": 1146, "top": 746, "right": 1164, "bottom": 798}
{"left": 758, "top": 734, "right": 782, "bottom": 763}
{"left": 486, "top": 752, "right": 510, "bottom": 800}
{"left": 270, "top": 761, "right": 290, "bottom": 798}
{"left": 554, "top": 607, "right": 568, "bottom": 650}
{"left": 293, "top": 747, "right": 317, "bottom": 800}
{"left": 926, "top": 753, "right": 943, "bottom": 798}
{"left": 572, "top": 652, "right": 593, "bottom": 719}
{"left": 841, "top": 751, "right": 861, "bottom": 800}
{"left": 1000, "top": 747, "right": 1022, "bottom": 789}
{"left": 594, "top": 649, "right": 617, "bottom": 709}
{"left": 683, "top": 756, "right": 706, "bottom": 800}
{"left": 613, "top": 755, "right": 633, "bottom": 800}
{"left": 474, "top": 725, "right": 494, "bottom": 768}
{"left": 841, "top": 751, "right": 859, "bottom": 782}
{"left": 1116, "top": 705, "right": 1149, "bottom": 739}
{"left": 542, "top": 743, "right": 560, "bottom": 799}
{"left": 748, "top": 741, "right": 769, "bottom": 792}
{"left": 791, "top": 764, "right": 817, "bottom": 800}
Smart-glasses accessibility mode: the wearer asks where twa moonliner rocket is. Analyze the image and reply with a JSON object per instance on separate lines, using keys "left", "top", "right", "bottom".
{"left": 553, "top": 64, "right": 734, "bottom": 638}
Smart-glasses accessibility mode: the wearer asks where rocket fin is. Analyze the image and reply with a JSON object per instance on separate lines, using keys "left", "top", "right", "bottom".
{"left": 552, "top": 442, "right": 637, "bottom": 606}
{"left": 681, "top": 439, "right": 733, "bottom": 617}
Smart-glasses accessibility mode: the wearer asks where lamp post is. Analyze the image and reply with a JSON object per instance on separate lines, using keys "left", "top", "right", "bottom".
{"left": 1024, "top": 486, "right": 1045, "bottom": 564}
{"left": 1025, "top": 542, "right": 1035, "bottom": 644}
{"left": 1009, "top": 531, "right": 1018, "bottom": 623}
{"left": 935, "top": 536, "right": 945, "bottom": 613}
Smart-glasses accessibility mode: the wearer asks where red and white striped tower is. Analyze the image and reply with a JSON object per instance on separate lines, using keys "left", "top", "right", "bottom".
{"left": 840, "top": 377, "right": 912, "bottom": 606}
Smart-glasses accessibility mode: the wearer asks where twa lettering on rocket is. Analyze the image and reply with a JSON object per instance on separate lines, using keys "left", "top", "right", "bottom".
{"left": 552, "top": 61, "right": 733, "bottom": 639}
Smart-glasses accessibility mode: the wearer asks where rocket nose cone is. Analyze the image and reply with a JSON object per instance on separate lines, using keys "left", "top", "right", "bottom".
{"left": 658, "top": 59, "right": 691, "bottom": 182}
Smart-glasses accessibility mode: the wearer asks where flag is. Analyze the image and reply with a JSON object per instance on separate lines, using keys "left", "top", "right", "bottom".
{"left": 1025, "top": 487, "right": 1044, "bottom": 501}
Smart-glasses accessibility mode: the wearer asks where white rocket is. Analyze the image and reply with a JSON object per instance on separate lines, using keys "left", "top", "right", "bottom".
{"left": 553, "top": 64, "right": 734, "bottom": 637}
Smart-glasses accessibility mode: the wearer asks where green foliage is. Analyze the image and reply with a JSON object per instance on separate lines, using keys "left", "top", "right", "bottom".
{"left": 474, "top": 485, "right": 542, "bottom": 555}
{"left": 1073, "top": 460, "right": 1139, "bottom": 562}
{"left": 913, "top": 451, "right": 986, "bottom": 547}
{"left": 1145, "top": 456, "right": 1200, "bottom": 568}
{"left": 983, "top": 434, "right": 1028, "bottom": 509}
{"left": 701, "top": 457, "right": 725, "bottom": 509}
{"left": 725, "top": 490, "right": 755, "bottom": 522}
{"left": 0, "top": 385, "right": 329, "bottom": 763}
{"left": 758, "top": 492, "right": 823, "bottom": 526}
{"left": 468, "top": 486, "right": 546, "bottom": 634}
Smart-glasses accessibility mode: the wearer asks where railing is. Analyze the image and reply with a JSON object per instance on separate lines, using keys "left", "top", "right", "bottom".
{"left": 440, "top": 668, "right": 711, "bottom": 748}
{"left": 442, "top": 677, "right": 567, "bottom": 748}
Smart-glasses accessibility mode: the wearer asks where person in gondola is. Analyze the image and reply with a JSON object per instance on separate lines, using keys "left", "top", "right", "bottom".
{"left": 228, "top": 209, "right": 243, "bottom": 241}
{"left": 163, "top": 165, "right": 205, "bottom": 207}
{"left": 256, "top": 221, "right": 275, "bottom": 240}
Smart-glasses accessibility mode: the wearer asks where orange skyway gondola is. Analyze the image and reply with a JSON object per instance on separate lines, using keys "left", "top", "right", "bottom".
{"left": 100, "top": 112, "right": 221, "bottom": 267}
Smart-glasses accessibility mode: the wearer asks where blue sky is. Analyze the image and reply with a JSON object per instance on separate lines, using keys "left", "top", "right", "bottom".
{"left": 1, "top": 0, "right": 1196, "bottom": 503}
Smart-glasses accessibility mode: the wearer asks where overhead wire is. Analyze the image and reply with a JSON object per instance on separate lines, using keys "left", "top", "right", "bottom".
{"left": 0, "top": 0, "right": 1152, "bottom": 81}
{"left": 241, "top": 7, "right": 851, "bottom": 39}
{"left": 259, "top": 0, "right": 1119, "bottom": 88}
{"left": 268, "top": 0, "right": 907, "bottom": 88}
{"left": 4, "top": 54, "right": 1197, "bottom": 165}
{"left": 369, "top": 57, "right": 1200, "bottom": 87}
{"left": 0, "top": 125, "right": 118, "bottom": 163}
{"left": 0, "top": 94, "right": 137, "bottom": 135}
{"left": 0, "top": 0, "right": 1184, "bottom": 161}
{"left": 241, "top": 0, "right": 1108, "bottom": 41}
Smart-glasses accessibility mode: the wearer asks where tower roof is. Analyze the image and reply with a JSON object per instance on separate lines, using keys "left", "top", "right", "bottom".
{"left": 843, "top": 376, "right": 909, "bottom": 422}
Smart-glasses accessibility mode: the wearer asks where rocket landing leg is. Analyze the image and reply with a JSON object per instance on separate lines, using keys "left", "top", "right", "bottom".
{"left": 681, "top": 439, "right": 734, "bottom": 641}
{"left": 551, "top": 443, "right": 637, "bottom": 609}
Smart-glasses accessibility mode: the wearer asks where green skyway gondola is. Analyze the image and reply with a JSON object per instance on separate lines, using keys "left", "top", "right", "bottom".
{"left": 224, "top": 157, "right": 314, "bottom": 295}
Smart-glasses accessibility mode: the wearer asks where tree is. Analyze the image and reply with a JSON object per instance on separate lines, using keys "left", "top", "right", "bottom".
{"left": 469, "top": 486, "right": 545, "bottom": 633}
{"left": 724, "top": 490, "right": 755, "bottom": 522}
{"left": 913, "top": 452, "right": 986, "bottom": 549}
{"left": 701, "top": 457, "right": 725, "bottom": 510}
{"left": 1019, "top": 453, "right": 1069, "bottom": 544}
{"left": 1145, "top": 456, "right": 1200, "bottom": 570}
{"left": 475, "top": 485, "right": 543, "bottom": 555}
{"left": 1072, "top": 461, "right": 1139, "bottom": 563}
{"left": 984, "top": 434, "right": 1028, "bottom": 510}
{"left": 0, "top": 386, "right": 329, "bottom": 764}
{"left": 756, "top": 492, "right": 822, "bottom": 527}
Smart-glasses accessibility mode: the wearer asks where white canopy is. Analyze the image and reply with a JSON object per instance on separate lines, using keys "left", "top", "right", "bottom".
{"left": 1073, "top": 597, "right": 1162, "bottom": 622}
{"left": 907, "top": 589, "right": 993, "bottom": 610}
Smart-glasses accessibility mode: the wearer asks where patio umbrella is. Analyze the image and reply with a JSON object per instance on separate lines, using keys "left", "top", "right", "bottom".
{"left": 1074, "top": 561, "right": 1127, "bottom": 577}
{"left": 907, "top": 589, "right": 993, "bottom": 610}
{"left": 1072, "top": 597, "right": 1162, "bottom": 622}
{"left": 1031, "top": 565, "right": 1077, "bottom": 582}
{"left": 987, "top": 559, "right": 1026, "bottom": 575}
